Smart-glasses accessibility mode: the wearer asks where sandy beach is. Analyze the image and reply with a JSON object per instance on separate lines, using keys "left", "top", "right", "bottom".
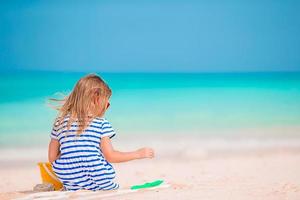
{"left": 1, "top": 135, "right": 300, "bottom": 200}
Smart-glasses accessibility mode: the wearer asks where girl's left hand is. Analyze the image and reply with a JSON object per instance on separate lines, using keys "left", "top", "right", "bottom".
{"left": 136, "top": 147, "right": 155, "bottom": 159}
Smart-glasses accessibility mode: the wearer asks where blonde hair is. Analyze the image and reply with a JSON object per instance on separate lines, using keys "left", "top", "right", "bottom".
{"left": 50, "top": 74, "right": 112, "bottom": 134}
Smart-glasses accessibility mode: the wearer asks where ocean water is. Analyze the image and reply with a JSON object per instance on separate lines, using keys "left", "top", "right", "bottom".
{"left": 0, "top": 71, "right": 300, "bottom": 147}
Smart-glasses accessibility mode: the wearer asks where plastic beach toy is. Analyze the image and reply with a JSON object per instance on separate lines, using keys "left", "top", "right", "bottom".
{"left": 37, "top": 162, "right": 63, "bottom": 191}
{"left": 130, "top": 180, "right": 164, "bottom": 190}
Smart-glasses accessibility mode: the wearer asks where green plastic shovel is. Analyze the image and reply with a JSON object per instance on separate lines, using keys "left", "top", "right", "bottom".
{"left": 130, "top": 180, "right": 164, "bottom": 190}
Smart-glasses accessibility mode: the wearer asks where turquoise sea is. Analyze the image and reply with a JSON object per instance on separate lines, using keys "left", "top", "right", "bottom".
{"left": 1, "top": 71, "right": 300, "bottom": 147}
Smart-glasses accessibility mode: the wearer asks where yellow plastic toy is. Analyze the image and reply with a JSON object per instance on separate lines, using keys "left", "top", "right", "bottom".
{"left": 37, "top": 162, "right": 63, "bottom": 191}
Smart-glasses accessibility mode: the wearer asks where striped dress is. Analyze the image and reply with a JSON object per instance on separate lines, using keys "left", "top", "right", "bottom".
{"left": 50, "top": 116, "right": 119, "bottom": 191}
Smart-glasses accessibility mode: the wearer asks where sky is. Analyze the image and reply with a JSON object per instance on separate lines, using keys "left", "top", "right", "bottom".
{"left": 0, "top": 0, "right": 299, "bottom": 72}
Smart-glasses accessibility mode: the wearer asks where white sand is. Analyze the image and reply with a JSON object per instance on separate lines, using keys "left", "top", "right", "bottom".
{"left": 1, "top": 135, "right": 300, "bottom": 200}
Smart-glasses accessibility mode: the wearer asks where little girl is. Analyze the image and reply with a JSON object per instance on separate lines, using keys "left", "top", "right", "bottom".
{"left": 48, "top": 74, "right": 154, "bottom": 191}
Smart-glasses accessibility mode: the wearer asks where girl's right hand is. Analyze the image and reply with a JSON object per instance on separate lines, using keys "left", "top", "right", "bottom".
{"left": 136, "top": 147, "right": 155, "bottom": 159}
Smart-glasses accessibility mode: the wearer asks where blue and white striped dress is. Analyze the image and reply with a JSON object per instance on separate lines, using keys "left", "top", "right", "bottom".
{"left": 50, "top": 116, "right": 119, "bottom": 191}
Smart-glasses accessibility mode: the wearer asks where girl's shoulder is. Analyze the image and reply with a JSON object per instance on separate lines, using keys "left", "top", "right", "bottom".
{"left": 90, "top": 117, "right": 114, "bottom": 129}
{"left": 91, "top": 117, "right": 108, "bottom": 124}
{"left": 91, "top": 117, "right": 116, "bottom": 139}
{"left": 52, "top": 115, "right": 71, "bottom": 131}
{"left": 50, "top": 116, "right": 70, "bottom": 140}
{"left": 54, "top": 115, "right": 69, "bottom": 124}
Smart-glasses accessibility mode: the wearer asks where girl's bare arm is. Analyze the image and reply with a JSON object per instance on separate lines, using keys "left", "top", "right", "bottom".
{"left": 101, "top": 136, "right": 154, "bottom": 163}
{"left": 48, "top": 139, "right": 61, "bottom": 163}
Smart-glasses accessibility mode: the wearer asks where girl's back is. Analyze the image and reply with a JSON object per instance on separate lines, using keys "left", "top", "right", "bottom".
{"left": 50, "top": 115, "right": 119, "bottom": 191}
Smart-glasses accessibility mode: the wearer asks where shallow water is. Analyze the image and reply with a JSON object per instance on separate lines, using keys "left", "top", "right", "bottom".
{"left": 1, "top": 71, "right": 300, "bottom": 147}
